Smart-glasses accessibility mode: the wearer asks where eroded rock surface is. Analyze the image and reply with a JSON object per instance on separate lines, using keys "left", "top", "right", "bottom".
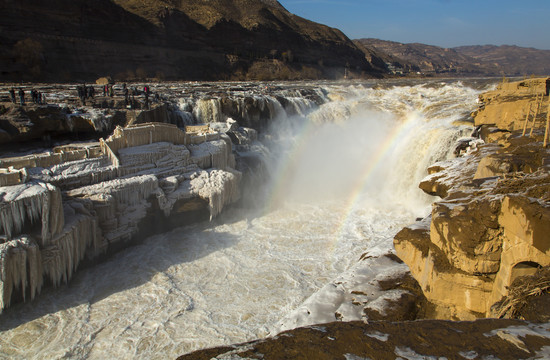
{"left": 178, "top": 319, "right": 550, "bottom": 360}
{"left": 395, "top": 78, "right": 550, "bottom": 320}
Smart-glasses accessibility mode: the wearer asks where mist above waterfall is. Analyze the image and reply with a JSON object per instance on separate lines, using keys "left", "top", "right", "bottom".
{"left": 265, "top": 81, "right": 483, "bottom": 215}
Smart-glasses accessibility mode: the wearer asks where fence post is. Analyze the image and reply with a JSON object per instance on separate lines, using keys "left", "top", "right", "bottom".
{"left": 522, "top": 102, "right": 532, "bottom": 136}
{"left": 544, "top": 101, "right": 550, "bottom": 148}
{"left": 530, "top": 94, "right": 543, "bottom": 137}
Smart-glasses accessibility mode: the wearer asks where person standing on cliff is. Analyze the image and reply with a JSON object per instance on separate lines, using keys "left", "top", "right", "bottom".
{"left": 546, "top": 77, "right": 550, "bottom": 96}
{"left": 9, "top": 88, "right": 16, "bottom": 104}
{"left": 124, "top": 86, "right": 129, "bottom": 107}
{"left": 18, "top": 88, "right": 25, "bottom": 106}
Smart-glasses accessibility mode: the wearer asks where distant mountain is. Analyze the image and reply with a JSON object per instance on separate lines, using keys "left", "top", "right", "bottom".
{"left": 0, "top": 0, "right": 382, "bottom": 82}
{"left": 454, "top": 45, "right": 550, "bottom": 76}
{"left": 356, "top": 38, "right": 550, "bottom": 77}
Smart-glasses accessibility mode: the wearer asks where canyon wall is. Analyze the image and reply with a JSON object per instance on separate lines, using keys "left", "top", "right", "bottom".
{"left": 0, "top": 0, "right": 379, "bottom": 81}
{"left": 395, "top": 78, "right": 550, "bottom": 320}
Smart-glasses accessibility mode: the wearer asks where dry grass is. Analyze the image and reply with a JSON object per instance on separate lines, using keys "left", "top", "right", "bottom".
{"left": 493, "top": 267, "right": 550, "bottom": 319}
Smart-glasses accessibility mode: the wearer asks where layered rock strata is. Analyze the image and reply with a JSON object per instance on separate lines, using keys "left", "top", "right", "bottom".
{"left": 395, "top": 78, "right": 550, "bottom": 320}
{"left": 1, "top": 0, "right": 378, "bottom": 81}
{"left": 0, "top": 121, "right": 246, "bottom": 312}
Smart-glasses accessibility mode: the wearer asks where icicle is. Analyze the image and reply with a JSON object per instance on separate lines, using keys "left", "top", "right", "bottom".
{"left": 0, "top": 182, "right": 56, "bottom": 241}
{"left": 42, "top": 214, "right": 99, "bottom": 288}
{"left": 0, "top": 236, "right": 43, "bottom": 312}
{"left": 24, "top": 237, "right": 43, "bottom": 301}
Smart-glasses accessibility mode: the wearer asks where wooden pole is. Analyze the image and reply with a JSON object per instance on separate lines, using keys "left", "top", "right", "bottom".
{"left": 529, "top": 94, "right": 542, "bottom": 137}
{"left": 544, "top": 101, "right": 550, "bottom": 148}
{"left": 522, "top": 102, "right": 532, "bottom": 136}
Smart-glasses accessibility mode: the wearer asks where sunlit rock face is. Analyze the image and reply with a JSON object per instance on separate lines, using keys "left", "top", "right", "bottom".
{"left": 395, "top": 78, "right": 550, "bottom": 320}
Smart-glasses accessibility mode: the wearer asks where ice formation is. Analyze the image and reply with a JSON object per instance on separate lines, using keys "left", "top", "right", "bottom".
{"left": 0, "top": 84, "right": 330, "bottom": 312}
{"left": 0, "top": 236, "right": 42, "bottom": 311}
{"left": 189, "top": 169, "right": 241, "bottom": 219}
{"left": 0, "top": 119, "right": 248, "bottom": 311}
{"left": 0, "top": 181, "right": 64, "bottom": 245}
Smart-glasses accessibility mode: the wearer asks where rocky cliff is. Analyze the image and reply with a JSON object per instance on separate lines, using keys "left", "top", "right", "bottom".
{"left": 0, "top": 0, "right": 381, "bottom": 82}
{"left": 395, "top": 77, "right": 550, "bottom": 320}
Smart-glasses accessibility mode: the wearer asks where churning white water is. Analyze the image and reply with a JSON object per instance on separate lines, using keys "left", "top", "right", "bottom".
{"left": 0, "top": 80, "right": 492, "bottom": 359}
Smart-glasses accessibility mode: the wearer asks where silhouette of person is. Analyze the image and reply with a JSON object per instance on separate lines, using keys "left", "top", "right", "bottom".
{"left": 18, "top": 88, "right": 25, "bottom": 106}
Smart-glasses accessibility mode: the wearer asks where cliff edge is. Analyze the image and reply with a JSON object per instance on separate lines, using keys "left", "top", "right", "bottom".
{"left": 395, "top": 77, "right": 550, "bottom": 320}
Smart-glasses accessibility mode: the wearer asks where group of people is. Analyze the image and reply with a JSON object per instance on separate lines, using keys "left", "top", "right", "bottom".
{"left": 77, "top": 84, "right": 96, "bottom": 105}
{"left": 9, "top": 88, "right": 46, "bottom": 106}
{"left": 103, "top": 84, "right": 114, "bottom": 97}
{"left": 122, "top": 84, "right": 153, "bottom": 109}
{"left": 6, "top": 83, "right": 156, "bottom": 108}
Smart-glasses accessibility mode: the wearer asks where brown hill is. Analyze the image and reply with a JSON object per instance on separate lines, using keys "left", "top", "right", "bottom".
{"left": 0, "top": 0, "right": 381, "bottom": 82}
{"left": 356, "top": 38, "right": 498, "bottom": 76}
{"left": 455, "top": 45, "right": 550, "bottom": 76}
{"left": 357, "top": 39, "right": 550, "bottom": 77}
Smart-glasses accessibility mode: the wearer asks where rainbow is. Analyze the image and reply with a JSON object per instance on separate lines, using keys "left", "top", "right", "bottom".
{"left": 264, "top": 105, "right": 421, "bottom": 247}
{"left": 333, "top": 111, "right": 420, "bottom": 241}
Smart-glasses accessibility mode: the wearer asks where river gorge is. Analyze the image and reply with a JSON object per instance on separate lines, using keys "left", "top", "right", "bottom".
{"left": 1, "top": 78, "right": 529, "bottom": 359}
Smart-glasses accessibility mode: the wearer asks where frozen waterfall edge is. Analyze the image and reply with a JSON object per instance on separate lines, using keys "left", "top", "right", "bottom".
{"left": 0, "top": 122, "right": 249, "bottom": 313}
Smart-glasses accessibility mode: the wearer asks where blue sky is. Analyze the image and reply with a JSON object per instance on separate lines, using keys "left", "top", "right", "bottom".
{"left": 278, "top": 0, "right": 550, "bottom": 50}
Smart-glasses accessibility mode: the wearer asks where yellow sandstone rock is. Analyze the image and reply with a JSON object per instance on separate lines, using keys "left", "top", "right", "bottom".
{"left": 396, "top": 78, "right": 550, "bottom": 320}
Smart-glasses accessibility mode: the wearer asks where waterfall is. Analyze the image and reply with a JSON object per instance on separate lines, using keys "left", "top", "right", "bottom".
{"left": 265, "top": 82, "right": 481, "bottom": 214}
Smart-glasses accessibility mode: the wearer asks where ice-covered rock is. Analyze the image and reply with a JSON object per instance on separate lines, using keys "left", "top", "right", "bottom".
{"left": 189, "top": 169, "right": 241, "bottom": 219}
{"left": 0, "top": 181, "right": 64, "bottom": 245}
{"left": 0, "top": 236, "right": 42, "bottom": 312}
{"left": 0, "top": 116, "right": 249, "bottom": 310}
{"left": 188, "top": 138, "right": 233, "bottom": 170}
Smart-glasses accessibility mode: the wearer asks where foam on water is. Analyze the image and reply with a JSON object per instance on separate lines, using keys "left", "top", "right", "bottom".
{"left": 0, "top": 80, "right": 492, "bottom": 359}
